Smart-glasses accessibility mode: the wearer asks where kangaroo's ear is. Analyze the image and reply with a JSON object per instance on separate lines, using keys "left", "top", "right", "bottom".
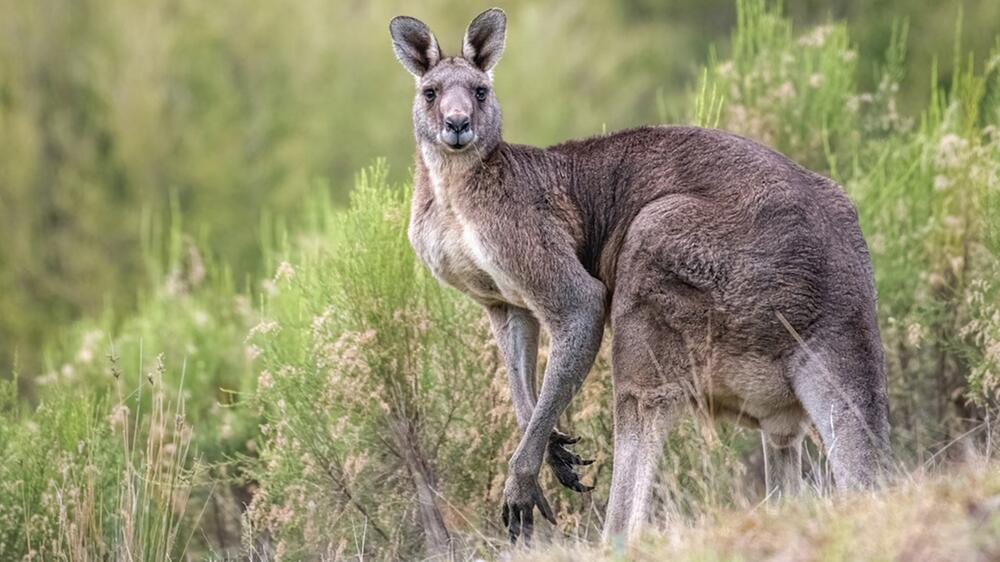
{"left": 462, "top": 8, "right": 506, "bottom": 73}
{"left": 389, "top": 16, "right": 442, "bottom": 78}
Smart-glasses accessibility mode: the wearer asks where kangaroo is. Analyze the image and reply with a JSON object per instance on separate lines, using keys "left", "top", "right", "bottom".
{"left": 389, "top": 8, "right": 890, "bottom": 545}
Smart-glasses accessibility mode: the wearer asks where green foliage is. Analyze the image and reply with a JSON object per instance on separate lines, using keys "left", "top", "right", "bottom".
{"left": 0, "top": 1, "right": 999, "bottom": 560}
{"left": 701, "top": 0, "right": 863, "bottom": 172}
{"left": 39, "top": 235, "right": 257, "bottom": 459}
{"left": 4, "top": 0, "right": 999, "bottom": 377}
{"left": 245, "top": 164, "right": 512, "bottom": 557}
{"left": 0, "top": 0, "right": 715, "bottom": 374}
{"left": 851, "top": 38, "right": 1000, "bottom": 443}
{"left": 0, "top": 367, "right": 202, "bottom": 560}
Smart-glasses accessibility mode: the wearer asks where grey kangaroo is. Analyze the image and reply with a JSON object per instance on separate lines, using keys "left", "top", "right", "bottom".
{"left": 389, "top": 8, "right": 890, "bottom": 545}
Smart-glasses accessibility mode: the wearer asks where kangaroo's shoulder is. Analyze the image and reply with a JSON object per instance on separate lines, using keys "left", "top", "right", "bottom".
{"left": 545, "top": 125, "right": 741, "bottom": 152}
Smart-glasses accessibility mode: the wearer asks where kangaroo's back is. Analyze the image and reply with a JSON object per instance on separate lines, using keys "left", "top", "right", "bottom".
{"left": 547, "top": 127, "right": 873, "bottom": 303}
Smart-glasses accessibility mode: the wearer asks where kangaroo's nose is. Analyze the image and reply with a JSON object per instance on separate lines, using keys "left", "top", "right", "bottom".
{"left": 445, "top": 114, "right": 471, "bottom": 134}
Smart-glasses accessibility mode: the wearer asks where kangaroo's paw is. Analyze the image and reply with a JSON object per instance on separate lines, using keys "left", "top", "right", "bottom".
{"left": 502, "top": 471, "right": 555, "bottom": 545}
{"left": 547, "top": 431, "right": 594, "bottom": 493}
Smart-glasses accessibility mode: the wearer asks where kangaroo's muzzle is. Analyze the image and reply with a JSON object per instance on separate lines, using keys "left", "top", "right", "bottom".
{"left": 442, "top": 113, "right": 474, "bottom": 149}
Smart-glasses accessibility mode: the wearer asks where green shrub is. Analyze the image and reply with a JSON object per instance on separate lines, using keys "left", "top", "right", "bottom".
{"left": 245, "top": 164, "right": 513, "bottom": 559}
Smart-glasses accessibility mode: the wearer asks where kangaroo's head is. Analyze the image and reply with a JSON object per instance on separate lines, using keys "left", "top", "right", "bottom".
{"left": 390, "top": 8, "right": 506, "bottom": 158}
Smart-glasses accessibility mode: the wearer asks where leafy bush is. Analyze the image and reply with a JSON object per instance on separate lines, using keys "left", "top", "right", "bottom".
{"left": 245, "top": 165, "right": 514, "bottom": 558}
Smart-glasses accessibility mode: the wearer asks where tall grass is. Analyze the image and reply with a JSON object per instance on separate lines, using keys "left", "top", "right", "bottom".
{"left": 40, "top": 233, "right": 258, "bottom": 461}
{"left": 2, "top": 216, "right": 258, "bottom": 557}
{"left": 0, "top": 358, "right": 204, "bottom": 560}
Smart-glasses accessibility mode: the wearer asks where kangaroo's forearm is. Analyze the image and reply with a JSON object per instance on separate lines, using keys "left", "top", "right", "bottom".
{"left": 488, "top": 304, "right": 540, "bottom": 429}
{"left": 509, "top": 293, "right": 605, "bottom": 476}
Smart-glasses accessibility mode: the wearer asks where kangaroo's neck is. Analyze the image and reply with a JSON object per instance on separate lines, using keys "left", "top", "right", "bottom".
{"left": 415, "top": 140, "right": 569, "bottom": 203}
{"left": 417, "top": 142, "right": 492, "bottom": 208}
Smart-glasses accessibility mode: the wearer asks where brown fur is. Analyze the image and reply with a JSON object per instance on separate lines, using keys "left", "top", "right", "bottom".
{"left": 390, "top": 8, "right": 891, "bottom": 545}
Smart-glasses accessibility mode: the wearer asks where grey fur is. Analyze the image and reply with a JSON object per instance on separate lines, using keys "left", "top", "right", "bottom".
{"left": 487, "top": 304, "right": 539, "bottom": 429}
{"left": 389, "top": 8, "right": 891, "bottom": 545}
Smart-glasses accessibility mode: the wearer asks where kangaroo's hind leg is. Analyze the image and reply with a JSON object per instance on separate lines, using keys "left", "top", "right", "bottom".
{"left": 603, "top": 390, "right": 678, "bottom": 542}
{"left": 790, "top": 330, "right": 891, "bottom": 490}
{"left": 602, "top": 305, "right": 687, "bottom": 542}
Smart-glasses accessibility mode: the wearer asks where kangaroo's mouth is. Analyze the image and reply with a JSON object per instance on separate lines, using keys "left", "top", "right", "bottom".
{"left": 440, "top": 130, "right": 476, "bottom": 152}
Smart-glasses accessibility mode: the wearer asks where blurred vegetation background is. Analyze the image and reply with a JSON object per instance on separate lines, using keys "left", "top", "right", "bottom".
{"left": 1, "top": 0, "right": 999, "bottom": 559}
{"left": 2, "top": 0, "right": 999, "bottom": 377}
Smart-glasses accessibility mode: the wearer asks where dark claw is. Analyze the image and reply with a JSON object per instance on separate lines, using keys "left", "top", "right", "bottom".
{"left": 546, "top": 432, "right": 594, "bottom": 493}
{"left": 509, "top": 506, "right": 521, "bottom": 544}
{"left": 537, "top": 492, "right": 556, "bottom": 524}
{"left": 502, "top": 502, "right": 520, "bottom": 544}
{"left": 552, "top": 432, "right": 580, "bottom": 446}
{"left": 522, "top": 507, "right": 534, "bottom": 544}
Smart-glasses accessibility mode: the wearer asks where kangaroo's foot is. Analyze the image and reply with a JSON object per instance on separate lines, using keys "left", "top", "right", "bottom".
{"left": 547, "top": 431, "right": 594, "bottom": 493}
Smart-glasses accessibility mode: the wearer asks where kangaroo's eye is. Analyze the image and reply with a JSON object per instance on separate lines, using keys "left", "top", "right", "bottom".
{"left": 423, "top": 88, "right": 436, "bottom": 102}
{"left": 475, "top": 86, "right": 488, "bottom": 102}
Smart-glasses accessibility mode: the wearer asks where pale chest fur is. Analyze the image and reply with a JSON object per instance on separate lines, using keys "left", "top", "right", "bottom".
{"left": 408, "top": 159, "right": 527, "bottom": 308}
